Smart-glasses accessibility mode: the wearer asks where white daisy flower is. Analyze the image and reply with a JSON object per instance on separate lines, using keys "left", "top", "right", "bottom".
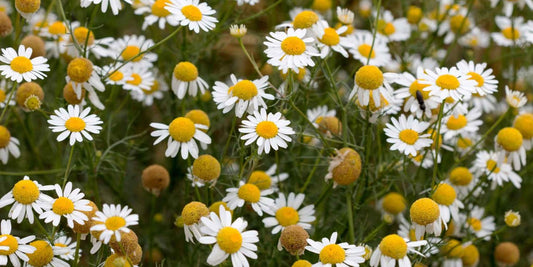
{"left": 384, "top": 114, "right": 432, "bottom": 157}
{"left": 0, "top": 219, "right": 36, "bottom": 267}
{"left": 505, "top": 86, "right": 527, "bottom": 109}
{"left": 347, "top": 31, "right": 391, "bottom": 67}
{"left": 441, "top": 107, "right": 482, "bottom": 140}
{"left": 312, "top": 20, "right": 351, "bottom": 58}
{"left": 0, "top": 81, "right": 15, "bottom": 108}
{"left": 458, "top": 27, "right": 490, "bottom": 48}
{"left": 495, "top": 126, "right": 527, "bottom": 171}
{"left": 376, "top": 192, "right": 407, "bottom": 223}
{"left": 90, "top": 204, "right": 139, "bottom": 244}
{"left": 58, "top": 23, "right": 113, "bottom": 59}
{"left": 222, "top": 181, "right": 275, "bottom": 216}
{"left": 80, "top": 0, "right": 133, "bottom": 15}
{"left": 370, "top": 234, "right": 427, "bottom": 267}
{"left": 262, "top": 192, "right": 315, "bottom": 234}
{"left": 122, "top": 63, "right": 155, "bottom": 93}
{"left": 39, "top": 182, "right": 92, "bottom": 228}
{"left": 405, "top": 54, "right": 439, "bottom": 75}
{"left": 212, "top": 74, "right": 273, "bottom": 118}
{"left": 100, "top": 64, "right": 133, "bottom": 87}
{"left": 247, "top": 164, "right": 289, "bottom": 191}
{"left": 26, "top": 9, "right": 57, "bottom": 35}
{"left": 0, "top": 45, "right": 49, "bottom": 83}
{"left": 460, "top": 206, "right": 495, "bottom": 240}
{"left": 264, "top": 28, "right": 319, "bottom": 74}
{"left": 430, "top": 183, "right": 464, "bottom": 231}
{"left": 490, "top": 0, "right": 533, "bottom": 17}
{"left": 491, "top": 16, "right": 528, "bottom": 46}
{"left": 0, "top": 176, "right": 54, "bottom": 224}
{"left": 472, "top": 150, "right": 522, "bottom": 189}
{"left": 165, "top": 0, "right": 218, "bottom": 33}
{"left": 337, "top": 7, "right": 355, "bottom": 25}
{"left": 25, "top": 240, "right": 70, "bottom": 267}
{"left": 393, "top": 67, "right": 441, "bottom": 119}
{"left": 375, "top": 10, "right": 411, "bottom": 41}
{"left": 198, "top": 205, "right": 259, "bottom": 266}
{"left": 239, "top": 109, "right": 295, "bottom": 155}
{"left": 0, "top": 0, "right": 12, "bottom": 14}
{"left": 456, "top": 60, "right": 498, "bottom": 97}
{"left": 397, "top": 216, "right": 441, "bottom": 257}
{"left": 65, "top": 58, "right": 106, "bottom": 110}
{"left": 171, "top": 61, "right": 208, "bottom": 99}
{"left": 130, "top": 71, "right": 168, "bottom": 106}
{"left": 110, "top": 35, "right": 157, "bottom": 65}
{"left": 38, "top": 19, "right": 67, "bottom": 39}
{"left": 419, "top": 66, "right": 477, "bottom": 102}
{"left": 53, "top": 235, "right": 79, "bottom": 261}
{"left": 134, "top": 0, "right": 180, "bottom": 30}
{"left": 410, "top": 197, "right": 443, "bottom": 240}
{"left": 409, "top": 150, "right": 437, "bottom": 169}
{"left": 306, "top": 232, "right": 366, "bottom": 267}
{"left": 306, "top": 105, "right": 336, "bottom": 128}
{"left": 47, "top": 105, "right": 103, "bottom": 146}
{"left": 0, "top": 125, "right": 20, "bottom": 165}
{"left": 349, "top": 65, "right": 396, "bottom": 107}
{"left": 513, "top": 112, "right": 533, "bottom": 150}
{"left": 150, "top": 116, "right": 211, "bottom": 159}
{"left": 438, "top": 10, "right": 472, "bottom": 44}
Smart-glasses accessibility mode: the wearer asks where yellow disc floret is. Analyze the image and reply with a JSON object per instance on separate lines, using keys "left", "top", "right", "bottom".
{"left": 357, "top": 44, "right": 375, "bottom": 59}
{"left": 379, "top": 234, "right": 407, "bottom": 259}
{"left": 192, "top": 154, "right": 221, "bottom": 181}
{"left": 65, "top": 117, "right": 86, "bottom": 132}
{"left": 377, "top": 20, "right": 396, "bottom": 36}
{"left": 248, "top": 171, "right": 272, "bottom": 190}
{"left": 407, "top": 6, "right": 423, "bottom": 24}
{"left": 27, "top": 240, "right": 53, "bottom": 267}
{"left": 462, "top": 245, "right": 479, "bottom": 266}
{"left": 449, "top": 167, "right": 472, "bottom": 186}
{"left": 52, "top": 197, "right": 74, "bottom": 215}
{"left": 446, "top": 115, "right": 467, "bottom": 130}
{"left": 432, "top": 183, "right": 456, "bottom": 206}
{"left": 237, "top": 183, "right": 261, "bottom": 203}
{"left": 410, "top": 198, "right": 440, "bottom": 225}
{"left": 331, "top": 148, "right": 362, "bottom": 186}
{"left": 502, "top": 27, "right": 520, "bottom": 40}
{"left": 173, "top": 62, "right": 198, "bottom": 82}
{"left": 292, "top": 11, "right": 319, "bottom": 29}
{"left": 104, "top": 253, "right": 132, "bottom": 267}
{"left": 12, "top": 179, "right": 39, "bottom": 204}
{"left": 185, "top": 110, "right": 210, "bottom": 129}
{"left": 0, "top": 234, "right": 18, "bottom": 255}
{"left": 449, "top": 15, "right": 470, "bottom": 34}
{"left": 152, "top": 0, "right": 171, "bottom": 17}
{"left": 256, "top": 121, "right": 279, "bottom": 139}
{"left": 181, "top": 5, "right": 202, "bottom": 21}
{"left": 217, "top": 227, "right": 242, "bottom": 253}
{"left": 436, "top": 74, "right": 460, "bottom": 90}
{"left": 105, "top": 216, "right": 126, "bottom": 231}
{"left": 513, "top": 113, "right": 533, "bottom": 139}
{"left": 48, "top": 21, "right": 67, "bottom": 35}
{"left": 399, "top": 129, "right": 419, "bottom": 145}
{"left": 15, "top": 0, "right": 41, "bottom": 14}
{"left": 209, "top": 201, "right": 232, "bottom": 216}
{"left": 319, "top": 28, "right": 340, "bottom": 46}
{"left": 311, "top": 0, "right": 331, "bottom": 12}
{"left": 355, "top": 65, "right": 383, "bottom": 90}
{"left": 0, "top": 126, "right": 11, "bottom": 148}
{"left": 182, "top": 201, "right": 209, "bottom": 225}
{"left": 281, "top": 37, "right": 306, "bottom": 55}
{"left": 467, "top": 72, "right": 484, "bottom": 87}
{"left": 121, "top": 46, "right": 142, "bottom": 62}
{"left": 441, "top": 239, "right": 464, "bottom": 258}
{"left": 319, "top": 244, "right": 345, "bottom": 264}
{"left": 72, "top": 27, "right": 95, "bottom": 46}
{"left": 276, "top": 207, "right": 299, "bottom": 226}
{"left": 10, "top": 56, "right": 33, "bottom": 73}
{"left": 168, "top": 117, "right": 196, "bottom": 142}
{"left": 496, "top": 127, "right": 523, "bottom": 152}
{"left": 382, "top": 192, "right": 407, "bottom": 215}
{"left": 67, "top": 57, "right": 93, "bottom": 83}
{"left": 232, "top": 80, "right": 258, "bottom": 100}
{"left": 409, "top": 79, "right": 430, "bottom": 99}
{"left": 467, "top": 217, "right": 482, "bottom": 231}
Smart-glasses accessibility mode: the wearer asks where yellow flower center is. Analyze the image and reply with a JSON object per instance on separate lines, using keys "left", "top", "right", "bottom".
{"left": 496, "top": 127, "right": 523, "bottom": 152}
{"left": 319, "top": 244, "right": 346, "bottom": 264}
{"left": 192, "top": 154, "right": 220, "bottom": 181}
{"left": 486, "top": 159, "right": 500, "bottom": 173}
{"left": 399, "top": 129, "right": 419, "bottom": 145}
{"left": 377, "top": 20, "right": 396, "bottom": 36}
{"left": 457, "top": 137, "right": 472, "bottom": 149}
{"left": 109, "top": 70, "right": 124, "bottom": 82}
{"left": 255, "top": 121, "right": 279, "bottom": 139}
{"left": 504, "top": 212, "right": 520, "bottom": 227}
{"left": 248, "top": 170, "right": 272, "bottom": 190}
{"left": 173, "top": 62, "right": 198, "bottom": 82}
{"left": 104, "top": 254, "right": 132, "bottom": 267}
{"left": 382, "top": 192, "right": 406, "bottom": 215}
{"left": 10, "top": 56, "right": 33, "bottom": 73}
{"left": 462, "top": 245, "right": 480, "bottom": 265}
{"left": 449, "top": 15, "right": 470, "bottom": 34}
{"left": 449, "top": 167, "right": 473, "bottom": 186}
{"left": 72, "top": 27, "right": 95, "bottom": 46}
{"left": 0, "top": 89, "right": 5, "bottom": 103}
{"left": 67, "top": 57, "right": 93, "bottom": 83}
{"left": 379, "top": 234, "right": 407, "bottom": 259}
{"left": 275, "top": 207, "right": 300, "bottom": 226}
{"left": 25, "top": 95, "right": 41, "bottom": 111}
{"left": 185, "top": 110, "right": 210, "bottom": 128}
{"left": 12, "top": 180, "right": 40, "bottom": 204}
{"left": 355, "top": 65, "right": 383, "bottom": 90}
{"left": 502, "top": 27, "right": 520, "bottom": 40}
{"left": 216, "top": 227, "right": 242, "bottom": 254}
{"left": 436, "top": 74, "right": 460, "bottom": 90}
{"left": 357, "top": 44, "right": 375, "bottom": 59}
{"left": 441, "top": 239, "right": 464, "bottom": 258}
{"left": 127, "top": 73, "right": 142, "bottom": 86}
{"left": 281, "top": 36, "right": 306, "bottom": 55}
{"left": 121, "top": 45, "right": 142, "bottom": 62}
{"left": 48, "top": 21, "right": 67, "bottom": 35}
{"left": 27, "top": 240, "right": 54, "bottom": 267}
{"left": 0, "top": 235, "right": 18, "bottom": 255}
{"left": 407, "top": 6, "right": 423, "bottom": 24}
{"left": 237, "top": 183, "right": 261, "bottom": 203}
{"left": 182, "top": 201, "right": 209, "bottom": 225}
{"left": 142, "top": 80, "right": 160, "bottom": 95}
{"left": 168, "top": 117, "right": 196, "bottom": 142}
{"left": 152, "top": 0, "right": 171, "bottom": 17}
{"left": 292, "top": 11, "right": 319, "bottom": 29}
{"left": 52, "top": 197, "right": 74, "bottom": 215}
{"left": 0, "top": 125, "right": 11, "bottom": 148}
{"left": 181, "top": 5, "right": 202, "bottom": 21}
{"left": 446, "top": 114, "right": 467, "bottom": 130}
{"left": 410, "top": 198, "right": 440, "bottom": 225}
{"left": 409, "top": 79, "right": 430, "bottom": 99}
{"left": 467, "top": 72, "right": 484, "bottom": 87}
{"left": 232, "top": 80, "right": 258, "bottom": 100}
{"left": 432, "top": 183, "right": 456, "bottom": 206}
{"left": 311, "top": 0, "right": 331, "bottom": 11}
{"left": 105, "top": 216, "right": 127, "bottom": 231}
{"left": 467, "top": 217, "right": 482, "bottom": 231}
{"left": 319, "top": 28, "right": 340, "bottom": 46}
{"left": 65, "top": 117, "right": 86, "bottom": 132}
{"left": 513, "top": 113, "right": 533, "bottom": 139}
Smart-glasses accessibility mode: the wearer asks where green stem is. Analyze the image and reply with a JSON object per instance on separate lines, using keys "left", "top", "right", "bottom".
{"left": 367, "top": 0, "right": 382, "bottom": 65}
{"left": 73, "top": 233, "right": 81, "bottom": 267}
{"left": 0, "top": 83, "right": 17, "bottom": 122}
{"left": 62, "top": 145, "right": 75, "bottom": 187}
{"left": 56, "top": 0, "right": 83, "bottom": 54}
{"left": 234, "top": 0, "right": 282, "bottom": 24}
{"left": 34, "top": 219, "right": 52, "bottom": 241}
{"left": 346, "top": 188, "right": 355, "bottom": 243}
{"left": 432, "top": 101, "right": 445, "bottom": 186}
{"left": 300, "top": 149, "right": 323, "bottom": 193}
{"left": 221, "top": 117, "right": 237, "bottom": 159}
{"left": 0, "top": 169, "right": 65, "bottom": 176}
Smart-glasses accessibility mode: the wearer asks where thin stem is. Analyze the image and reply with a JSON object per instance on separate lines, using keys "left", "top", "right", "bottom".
{"left": 34, "top": 219, "right": 52, "bottom": 241}
{"left": 367, "top": 0, "right": 382, "bottom": 65}
{"left": 346, "top": 188, "right": 355, "bottom": 243}
{"left": 73, "top": 233, "right": 81, "bottom": 267}
{"left": 56, "top": 0, "right": 83, "bottom": 54}
{"left": 300, "top": 149, "right": 323, "bottom": 193}
{"left": 432, "top": 102, "right": 445, "bottom": 186}
{"left": 221, "top": 117, "right": 237, "bottom": 159}
{"left": 62, "top": 145, "right": 75, "bottom": 187}
{"left": 0, "top": 169, "right": 64, "bottom": 176}
{"left": 238, "top": 37, "right": 279, "bottom": 93}
{"left": 234, "top": 0, "right": 283, "bottom": 24}
{"left": 0, "top": 83, "right": 17, "bottom": 122}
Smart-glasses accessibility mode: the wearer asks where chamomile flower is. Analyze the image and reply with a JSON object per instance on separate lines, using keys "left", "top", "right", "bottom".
{"left": 0, "top": 45, "right": 49, "bottom": 83}
{"left": 384, "top": 114, "right": 432, "bottom": 157}
{"left": 491, "top": 0, "right": 533, "bottom": 18}
{"left": 171, "top": 61, "right": 208, "bottom": 99}
{"left": 470, "top": 92, "right": 498, "bottom": 114}
{"left": 181, "top": 201, "right": 210, "bottom": 242}
{"left": 165, "top": 0, "right": 218, "bottom": 33}
{"left": 239, "top": 109, "right": 295, "bottom": 155}
{"left": 305, "top": 232, "right": 366, "bottom": 267}
{"left": 40, "top": 20, "right": 67, "bottom": 39}
{"left": 306, "top": 105, "right": 336, "bottom": 128}
{"left": 198, "top": 205, "right": 259, "bottom": 267}
{"left": 100, "top": 64, "right": 133, "bottom": 86}
{"left": 247, "top": 164, "right": 289, "bottom": 191}
{"left": 491, "top": 16, "right": 528, "bottom": 46}
{"left": 39, "top": 182, "right": 92, "bottom": 228}
{"left": 222, "top": 181, "right": 275, "bottom": 216}
{"left": 264, "top": 28, "right": 319, "bottom": 74}
{"left": 0, "top": 176, "right": 53, "bottom": 224}
{"left": 438, "top": 11, "right": 472, "bottom": 44}
{"left": 80, "top": 0, "right": 132, "bottom": 15}
{"left": 0, "top": 219, "right": 36, "bottom": 267}
{"left": 47, "top": 105, "right": 103, "bottom": 146}
{"left": 25, "top": 240, "right": 69, "bottom": 267}
{"left": 393, "top": 67, "right": 440, "bottom": 118}
{"left": 461, "top": 206, "right": 495, "bottom": 240}
{"left": 262, "top": 193, "right": 315, "bottom": 234}
{"left": 349, "top": 65, "right": 396, "bottom": 107}
{"left": 110, "top": 35, "right": 157, "bottom": 65}
{"left": 52, "top": 236, "right": 79, "bottom": 261}
{"left": 495, "top": 127, "right": 527, "bottom": 170}
{"left": 59, "top": 23, "right": 113, "bottom": 59}
{"left": 212, "top": 74, "right": 273, "bottom": 118}
{"left": 431, "top": 183, "right": 464, "bottom": 230}
{"left": 151, "top": 116, "right": 211, "bottom": 159}
{"left": 90, "top": 204, "right": 139, "bottom": 244}
{"left": 419, "top": 66, "right": 477, "bottom": 101}
{"left": 447, "top": 167, "right": 476, "bottom": 198}
{"left": 441, "top": 108, "right": 482, "bottom": 140}
{"left": 410, "top": 198, "right": 441, "bottom": 240}
{"left": 377, "top": 192, "right": 407, "bottom": 223}
{"left": 135, "top": 0, "right": 180, "bottom": 30}
{"left": 0, "top": 125, "right": 20, "bottom": 165}
{"left": 513, "top": 112, "right": 533, "bottom": 149}
{"left": 375, "top": 10, "right": 411, "bottom": 41}
{"left": 370, "top": 234, "right": 427, "bottom": 267}
{"left": 505, "top": 86, "right": 527, "bottom": 108}
{"left": 312, "top": 20, "right": 350, "bottom": 58}
{"left": 122, "top": 63, "right": 155, "bottom": 93}
{"left": 130, "top": 72, "right": 168, "bottom": 106}
{"left": 337, "top": 7, "right": 355, "bottom": 26}
{"left": 472, "top": 150, "right": 522, "bottom": 188}
{"left": 459, "top": 27, "right": 490, "bottom": 48}
{"left": 65, "top": 57, "right": 106, "bottom": 110}
{"left": 0, "top": 0, "right": 12, "bottom": 14}
{"left": 456, "top": 60, "right": 498, "bottom": 96}
{"left": 347, "top": 31, "right": 391, "bottom": 67}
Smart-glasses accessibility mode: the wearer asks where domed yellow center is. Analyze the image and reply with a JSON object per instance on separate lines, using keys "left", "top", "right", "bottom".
{"left": 432, "top": 183, "right": 456, "bottom": 206}
{"left": 152, "top": 0, "right": 171, "bottom": 17}
{"left": 409, "top": 79, "right": 430, "bottom": 99}
{"left": 181, "top": 5, "right": 202, "bottom": 21}
{"left": 72, "top": 27, "right": 95, "bottom": 46}
{"left": 377, "top": 20, "right": 396, "bottom": 36}
{"left": 355, "top": 65, "right": 383, "bottom": 90}
{"left": 281, "top": 37, "right": 306, "bottom": 55}
{"left": 486, "top": 159, "right": 500, "bottom": 173}
{"left": 168, "top": 117, "right": 196, "bottom": 142}
{"left": 496, "top": 127, "right": 523, "bottom": 152}
{"left": 248, "top": 171, "right": 272, "bottom": 190}
{"left": 121, "top": 45, "right": 142, "bottom": 62}
{"left": 0, "top": 90, "right": 5, "bottom": 103}
{"left": 357, "top": 44, "right": 375, "bottom": 59}
{"left": 143, "top": 80, "right": 160, "bottom": 95}
{"left": 382, "top": 192, "right": 406, "bottom": 215}
{"left": 0, "top": 126, "right": 10, "bottom": 148}
{"left": 442, "top": 239, "right": 464, "bottom": 258}
{"left": 449, "top": 15, "right": 470, "bottom": 34}
{"left": 399, "top": 129, "right": 419, "bottom": 145}
{"left": 256, "top": 121, "right": 279, "bottom": 139}
{"left": 467, "top": 217, "right": 482, "bottom": 231}
{"left": 105, "top": 216, "right": 126, "bottom": 231}
{"left": 502, "top": 27, "right": 520, "bottom": 40}
{"left": 10, "top": 56, "right": 33, "bottom": 73}
{"left": 319, "top": 244, "right": 345, "bottom": 264}
{"left": 52, "top": 197, "right": 74, "bottom": 215}
{"left": 514, "top": 113, "right": 533, "bottom": 139}
{"left": 0, "top": 235, "right": 18, "bottom": 255}
{"left": 275, "top": 207, "right": 299, "bottom": 226}
{"left": 410, "top": 198, "right": 440, "bottom": 225}
{"left": 182, "top": 201, "right": 209, "bottom": 225}
{"left": 127, "top": 73, "right": 142, "bottom": 86}
{"left": 449, "top": 167, "right": 472, "bottom": 186}
{"left": 67, "top": 58, "right": 93, "bottom": 83}
{"left": 292, "top": 11, "right": 319, "bottom": 29}
{"left": 12, "top": 180, "right": 40, "bottom": 204}
{"left": 65, "top": 117, "right": 86, "bottom": 132}
{"left": 467, "top": 72, "right": 484, "bottom": 87}
{"left": 27, "top": 240, "right": 54, "bottom": 267}
{"left": 173, "top": 62, "right": 198, "bottom": 82}
{"left": 109, "top": 71, "right": 124, "bottom": 82}
{"left": 216, "top": 227, "right": 242, "bottom": 253}
{"left": 446, "top": 114, "right": 467, "bottom": 130}
{"left": 457, "top": 137, "right": 472, "bottom": 149}
{"left": 320, "top": 28, "right": 340, "bottom": 46}
{"left": 237, "top": 183, "right": 261, "bottom": 203}
{"left": 48, "top": 21, "right": 67, "bottom": 35}
{"left": 436, "top": 74, "right": 460, "bottom": 90}
{"left": 379, "top": 234, "right": 407, "bottom": 259}
{"left": 232, "top": 80, "right": 258, "bottom": 100}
